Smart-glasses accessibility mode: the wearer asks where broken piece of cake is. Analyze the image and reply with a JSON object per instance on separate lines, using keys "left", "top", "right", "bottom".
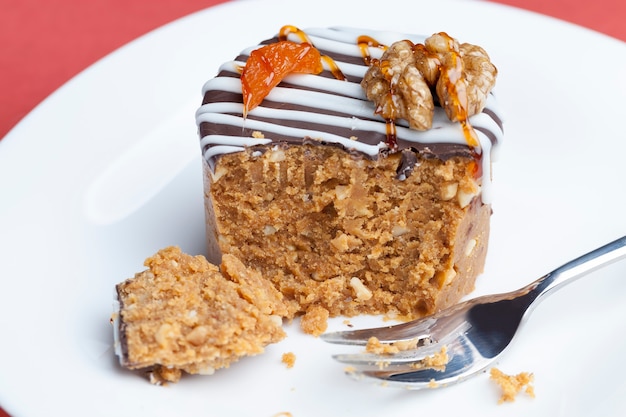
{"left": 113, "top": 247, "right": 287, "bottom": 384}
{"left": 197, "top": 26, "right": 503, "bottom": 322}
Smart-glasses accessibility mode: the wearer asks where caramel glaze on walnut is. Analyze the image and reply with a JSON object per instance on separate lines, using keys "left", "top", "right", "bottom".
{"left": 361, "top": 32, "right": 497, "bottom": 145}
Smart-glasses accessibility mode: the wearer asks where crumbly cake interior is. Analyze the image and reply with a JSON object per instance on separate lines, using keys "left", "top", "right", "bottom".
{"left": 115, "top": 246, "right": 287, "bottom": 383}
{"left": 205, "top": 143, "right": 490, "bottom": 321}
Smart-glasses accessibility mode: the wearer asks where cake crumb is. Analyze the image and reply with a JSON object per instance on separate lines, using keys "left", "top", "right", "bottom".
{"left": 365, "top": 336, "right": 419, "bottom": 354}
{"left": 490, "top": 367, "right": 535, "bottom": 404}
{"left": 365, "top": 338, "right": 448, "bottom": 371}
{"left": 282, "top": 352, "right": 296, "bottom": 368}
{"left": 344, "top": 365, "right": 357, "bottom": 374}
{"left": 414, "top": 345, "right": 448, "bottom": 371}
{"left": 300, "top": 306, "right": 329, "bottom": 336}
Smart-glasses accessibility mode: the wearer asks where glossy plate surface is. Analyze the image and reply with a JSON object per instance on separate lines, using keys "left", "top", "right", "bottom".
{"left": 1, "top": 0, "right": 626, "bottom": 415}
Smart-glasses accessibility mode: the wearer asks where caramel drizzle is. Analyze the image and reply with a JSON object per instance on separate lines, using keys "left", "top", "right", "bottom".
{"left": 279, "top": 25, "right": 346, "bottom": 81}
{"left": 435, "top": 34, "right": 480, "bottom": 149}
{"left": 278, "top": 25, "right": 312, "bottom": 43}
{"left": 385, "top": 120, "right": 398, "bottom": 150}
{"left": 378, "top": 59, "right": 399, "bottom": 150}
{"left": 357, "top": 37, "right": 398, "bottom": 150}
{"left": 322, "top": 55, "right": 346, "bottom": 81}
{"left": 357, "top": 35, "right": 388, "bottom": 66}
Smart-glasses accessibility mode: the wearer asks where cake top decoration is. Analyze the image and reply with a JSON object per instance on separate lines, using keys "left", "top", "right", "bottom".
{"left": 239, "top": 26, "right": 498, "bottom": 151}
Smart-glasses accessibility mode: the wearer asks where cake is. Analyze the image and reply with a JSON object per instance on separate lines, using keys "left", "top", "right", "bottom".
{"left": 113, "top": 246, "right": 287, "bottom": 383}
{"left": 196, "top": 25, "right": 503, "bottom": 324}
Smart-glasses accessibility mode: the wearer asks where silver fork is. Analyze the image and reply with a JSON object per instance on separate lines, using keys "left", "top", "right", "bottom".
{"left": 322, "top": 235, "right": 626, "bottom": 389}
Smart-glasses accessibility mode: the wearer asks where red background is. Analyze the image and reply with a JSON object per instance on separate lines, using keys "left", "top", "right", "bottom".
{"left": 0, "top": 0, "right": 624, "bottom": 415}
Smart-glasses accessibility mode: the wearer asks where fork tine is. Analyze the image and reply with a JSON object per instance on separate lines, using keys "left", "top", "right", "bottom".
{"left": 345, "top": 366, "right": 460, "bottom": 390}
{"left": 341, "top": 336, "right": 480, "bottom": 389}
{"left": 321, "top": 316, "right": 437, "bottom": 345}
{"left": 332, "top": 341, "right": 449, "bottom": 372}
{"left": 345, "top": 368, "right": 448, "bottom": 389}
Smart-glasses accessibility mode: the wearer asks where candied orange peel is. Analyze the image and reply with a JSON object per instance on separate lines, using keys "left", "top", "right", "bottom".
{"left": 240, "top": 40, "right": 323, "bottom": 117}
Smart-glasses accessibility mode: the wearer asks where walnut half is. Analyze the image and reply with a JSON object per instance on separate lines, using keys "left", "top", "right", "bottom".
{"left": 361, "top": 40, "right": 434, "bottom": 131}
{"left": 361, "top": 33, "right": 497, "bottom": 134}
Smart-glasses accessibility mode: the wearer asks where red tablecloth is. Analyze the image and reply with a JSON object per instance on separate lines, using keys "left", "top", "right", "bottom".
{"left": 0, "top": 0, "right": 624, "bottom": 415}
{"left": 0, "top": 0, "right": 230, "bottom": 142}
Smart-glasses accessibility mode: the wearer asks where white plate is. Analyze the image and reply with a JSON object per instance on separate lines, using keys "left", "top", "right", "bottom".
{"left": 2, "top": 0, "right": 626, "bottom": 415}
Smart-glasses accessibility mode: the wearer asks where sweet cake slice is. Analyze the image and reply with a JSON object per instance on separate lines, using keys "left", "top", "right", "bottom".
{"left": 113, "top": 246, "right": 287, "bottom": 383}
{"left": 196, "top": 26, "right": 503, "bottom": 326}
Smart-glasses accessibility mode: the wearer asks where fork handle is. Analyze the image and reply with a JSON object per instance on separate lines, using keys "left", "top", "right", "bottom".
{"left": 527, "top": 235, "right": 626, "bottom": 305}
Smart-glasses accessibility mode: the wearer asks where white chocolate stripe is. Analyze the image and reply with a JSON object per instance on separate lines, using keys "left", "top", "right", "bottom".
{"left": 199, "top": 81, "right": 371, "bottom": 120}
{"left": 204, "top": 58, "right": 368, "bottom": 93}
{"left": 239, "top": 33, "right": 386, "bottom": 63}
{"left": 198, "top": 112, "right": 386, "bottom": 156}
{"left": 199, "top": 79, "right": 502, "bottom": 146}
{"left": 203, "top": 145, "right": 248, "bottom": 164}
{"left": 199, "top": 102, "right": 478, "bottom": 147}
{"left": 308, "top": 27, "right": 428, "bottom": 48}
{"left": 199, "top": 133, "right": 272, "bottom": 148}
{"left": 202, "top": 72, "right": 367, "bottom": 103}
{"left": 201, "top": 74, "right": 501, "bottom": 151}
